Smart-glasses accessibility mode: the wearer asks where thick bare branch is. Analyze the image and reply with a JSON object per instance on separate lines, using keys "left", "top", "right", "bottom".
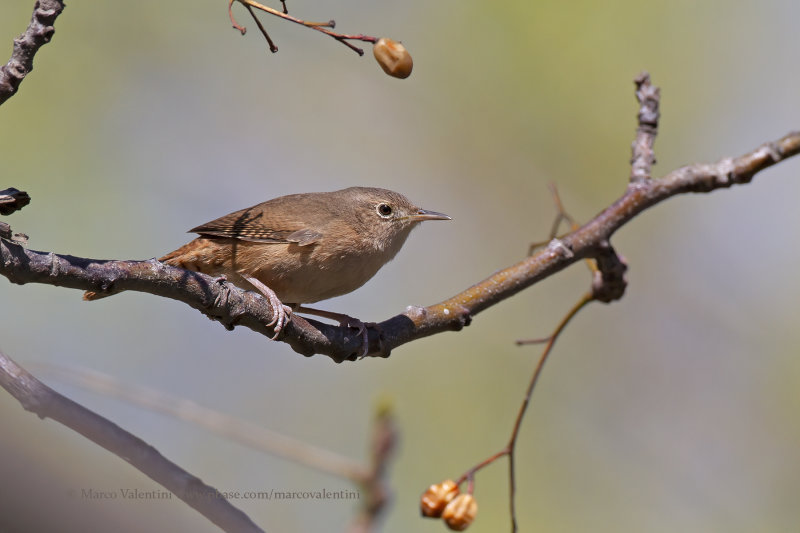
{"left": 0, "top": 0, "right": 65, "bottom": 106}
{"left": 0, "top": 245, "right": 364, "bottom": 361}
{"left": 1, "top": 131, "right": 798, "bottom": 362}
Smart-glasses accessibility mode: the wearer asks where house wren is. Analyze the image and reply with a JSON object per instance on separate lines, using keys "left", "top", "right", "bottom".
{"left": 83, "top": 187, "right": 450, "bottom": 354}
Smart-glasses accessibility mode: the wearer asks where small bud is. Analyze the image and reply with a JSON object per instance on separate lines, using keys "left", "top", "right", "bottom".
{"left": 420, "top": 479, "right": 459, "bottom": 518}
{"left": 442, "top": 493, "right": 478, "bottom": 531}
{"left": 373, "top": 37, "right": 413, "bottom": 79}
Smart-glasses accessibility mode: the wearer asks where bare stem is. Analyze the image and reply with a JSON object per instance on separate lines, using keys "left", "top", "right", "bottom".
{"left": 36, "top": 363, "right": 369, "bottom": 481}
{"left": 451, "top": 293, "right": 593, "bottom": 531}
{"left": 507, "top": 293, "right": 594, "bottom": 530}
{"left": 229, "top": 0, "right": 377, "bottom": 56}
{"left": 630, "top": 72, "right": 660, "bottom": 182}
{"left": 244, "top": 2, "right": 278, "bottom": 52}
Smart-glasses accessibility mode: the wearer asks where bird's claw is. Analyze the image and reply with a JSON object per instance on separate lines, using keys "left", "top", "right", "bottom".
{"left": 286, "top": 305, "right": 384, "bottom": 359}
{"left": 265, "top": 300, "right": 292, "bottom": 340}
{"left": 241, "top": 274, "right": 291, "bottom": 340}
{"left": 337, "top": 316, "right": 377, "bottom": 359}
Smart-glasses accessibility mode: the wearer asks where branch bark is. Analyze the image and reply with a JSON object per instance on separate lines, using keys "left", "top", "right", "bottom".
{"left": 0, "top": 188, "right": 31, "bottom": 215}
{"left": 2, "top": 67, "right": 799, "bottom": 364}
{"left": 0, "top": 0, "right": 65, "bottom": 106}
{"left": 2, "top": 130, "right": 798, "bottom": 362}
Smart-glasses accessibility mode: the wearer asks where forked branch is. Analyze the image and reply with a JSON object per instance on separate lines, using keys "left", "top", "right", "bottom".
{"left": 1, "top": 127, "right": 798, "bottom": 362}
{"left": 228, "top": 0, "right": 377, "bottom": 55}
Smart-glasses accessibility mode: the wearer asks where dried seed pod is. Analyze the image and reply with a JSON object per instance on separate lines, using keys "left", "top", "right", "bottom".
{"left": 442, "top": 493, "right": 478, "bottom": 531}
{"left": 373, "top": 37, "right": 413, "bottom": 79}
{"left": 420, "top": 479, "right": 459, "bottom": 518}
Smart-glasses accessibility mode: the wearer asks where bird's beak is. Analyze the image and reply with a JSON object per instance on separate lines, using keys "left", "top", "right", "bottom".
{"left": 407, "top": 209, "right": 451, "bottom": 222}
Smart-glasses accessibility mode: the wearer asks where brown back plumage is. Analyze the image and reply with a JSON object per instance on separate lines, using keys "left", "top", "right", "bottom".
{"left": 83, "top": 187, "right": 449, "bottom": 303}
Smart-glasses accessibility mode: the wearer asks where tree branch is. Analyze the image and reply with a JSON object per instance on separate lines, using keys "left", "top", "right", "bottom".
{"left": 1, "top": 74, "right": 798, "bottom": 363}
{"left": 0, "top": 188, "right": 31, "bottom": 215}
{"left": 29, "top": 362, "right": 398, "bottom": 533}
{"left": 0, "top": 0, "right": 65, "bottom": 106}
{"left": 0, "top": 349, "right": 263, "bottom": 533}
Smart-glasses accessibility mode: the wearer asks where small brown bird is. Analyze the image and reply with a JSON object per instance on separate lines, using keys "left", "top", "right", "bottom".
{"left": 84, "top": 187, "right": 450, "bottom": 354}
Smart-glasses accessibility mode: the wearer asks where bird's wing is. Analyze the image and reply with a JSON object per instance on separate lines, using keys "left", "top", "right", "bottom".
{"left": 189, "top": 206, "right": 322, "bottom": 246}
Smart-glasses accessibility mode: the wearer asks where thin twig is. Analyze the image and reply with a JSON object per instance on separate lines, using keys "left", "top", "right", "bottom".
{"left": 629, "top": 72, "right": 660, "bottom": 182}
{"left": 348, "top": 405, "right": 397, "bottom": 533}
{"left": 528, "top": 183, "right": 579, "bottom": 256}
{"left": 507, "top": 294, "right": 594, "bottom": 531}
{"left": 35, "top": 363, "right": 369, "bottom": 481}
{"left": 452, "top": 294, "right": 594, "bottom": 531}
{"left": 244, "top": 2, "right": 278, "bottom": 52}
{"left": 229, "top": 0, "right": 376, "bottom": 56}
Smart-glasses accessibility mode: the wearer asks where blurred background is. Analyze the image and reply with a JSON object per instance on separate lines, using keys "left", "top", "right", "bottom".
{"left": 1, "top": 1, "right": 799, "bottom": 531}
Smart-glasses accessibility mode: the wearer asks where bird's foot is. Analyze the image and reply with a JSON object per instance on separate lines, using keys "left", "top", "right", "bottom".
{"left": 265, "top": 300, "right": 293, "bottom": 340}
{"left": 294, "top": 306, "right": 380, "bottom": 359}
{"left": 335, "top": 314, "right": 372, "bottom": 359}
{"left": 241, "top": 275, "right": 292, "bottom": 339}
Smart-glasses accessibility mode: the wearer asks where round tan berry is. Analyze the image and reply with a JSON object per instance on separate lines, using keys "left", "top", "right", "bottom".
{"left": 420, "top": 479, "right": 459, "bottom": 518}
{"left": 373, "top": 37, "right": 413, "bottom": 79}
{"left": 442, "top": 493, "right": 477, "bottom": 531}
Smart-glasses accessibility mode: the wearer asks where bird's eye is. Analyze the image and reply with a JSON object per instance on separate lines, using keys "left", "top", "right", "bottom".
{"left": 376, "top": 203, "right": 393, "bottom": 217}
